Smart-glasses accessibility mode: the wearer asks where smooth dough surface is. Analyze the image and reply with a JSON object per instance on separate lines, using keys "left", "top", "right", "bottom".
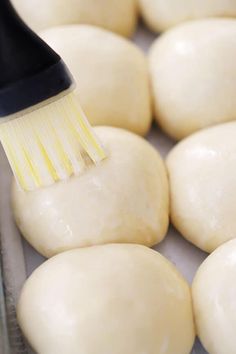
{"left": 167, "top": 122, "right": 236, "bottom": 253}
{"left": 17, "top": 244, "right": 195, "bottom": 354}
{"left": 139, "top": 0, "right": 236, "bottom": 32}
{"left": 12, "top": 0, "right": 137, "bottom": 37}
{"left": 40, "top": 25, "right": 151, "bottom": 135}
{"left": 12, "top": 127, "right": 169, "bottom": 258}
{"left": 149, "top": 19, "right": 236, "bottom": 140}
{"left": 192, "top": 239, "right": 236, "bottom": 354}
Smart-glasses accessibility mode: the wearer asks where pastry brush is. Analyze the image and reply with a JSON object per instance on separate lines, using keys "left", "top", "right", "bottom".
{"left": 0, "top": 0, "right": 106, "bottom": 191}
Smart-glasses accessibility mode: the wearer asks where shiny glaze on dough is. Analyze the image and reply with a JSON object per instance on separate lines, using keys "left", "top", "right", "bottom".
{"left": 12, "top": 127, "right": 169, "bottom": 258}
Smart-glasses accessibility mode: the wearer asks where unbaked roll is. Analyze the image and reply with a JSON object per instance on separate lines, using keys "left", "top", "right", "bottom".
{"left": 12, "top": 0, "right": 137, "bottom": 37}
{"left": 139, "top": 0, "right": 236, "bottom": 32}
{"left": 149, "top": 19, "right": 236, "bottom": 140}
{"left": 192, "top": 238, "right": 236, "bottom": 354}
{"left": 167, "top": 121, "right": 236, "bottom": 253}
{"left": 18, "top": 244, "right": 195, "bottom": 354}
{"left": 12, "top": 127, "right": 169, "bottom": 258}
{"left": 40, "top": 25, "right": 152, "bottom": 135}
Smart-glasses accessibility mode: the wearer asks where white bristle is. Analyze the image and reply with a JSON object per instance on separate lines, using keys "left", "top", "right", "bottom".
{"left": 0, "top": 92, "right": 106, "bottom": 191}
{"left": 48, "top": 107, "right": 85, "bottom": 175}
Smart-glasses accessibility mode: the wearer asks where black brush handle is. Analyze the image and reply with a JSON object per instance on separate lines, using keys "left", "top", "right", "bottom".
{"left": 0, "top": 0, "right": 73, "bottom": 117}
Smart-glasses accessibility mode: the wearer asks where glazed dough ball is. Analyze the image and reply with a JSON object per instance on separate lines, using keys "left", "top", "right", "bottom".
{"left": 17, "top": 244, "right": 195, "bottom": 354}
{"left": 12, "top": 127, "right": 169, "bottom": 258}
{"left": 40, "top": 25, "right": 151, "bottom": 136}
{"left": 167, "top": 122, "right": 236, "bottom": 253}
{"left": 149, "top": 19, "right": 236, "bottom": 140}
{"left": 12, "top": 0, "right": 137, "bottom": 37}
{"left": 192, "top": 239, "right": 236, "bottom": 354}
{"left": 139, "top": 0, "right": 236, "bottom": 32}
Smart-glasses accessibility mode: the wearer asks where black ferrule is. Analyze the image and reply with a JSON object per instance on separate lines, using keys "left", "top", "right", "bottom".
{"left": 0, "top": 0, "right": 73, "bottom": 117}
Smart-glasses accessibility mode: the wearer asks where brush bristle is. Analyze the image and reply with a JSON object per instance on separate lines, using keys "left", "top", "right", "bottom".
{"left": 0, "top": 93, "right": 106, "bottom": 191}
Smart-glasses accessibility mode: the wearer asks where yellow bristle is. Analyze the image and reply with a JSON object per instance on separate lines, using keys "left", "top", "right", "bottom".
{"left": 0, "top": 92, "right": 106, "bottom": 191}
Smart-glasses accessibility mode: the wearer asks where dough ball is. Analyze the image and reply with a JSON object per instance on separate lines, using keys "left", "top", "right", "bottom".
{"left": 139, "top": 0, "right": 236, "bottom": 32}
{"left": 17, "top": 244, "right": 195, "bottom": 354}
{"left": 12, "top": 127, "right": 169, "bottom": 258}
{"left": 12, "top": 0, "right": 137, "bottom": 37}
{"left": 40, "top": 25, "right": 151, "bottom": 136}
{"left": 149, "top": 19, "right": 236, "bottom": 140}
{"left": 192, "top": 239, "right": 236, "bottom": 354}
{"left": 167, "top": 121, "right": 236, "bottom": 253}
